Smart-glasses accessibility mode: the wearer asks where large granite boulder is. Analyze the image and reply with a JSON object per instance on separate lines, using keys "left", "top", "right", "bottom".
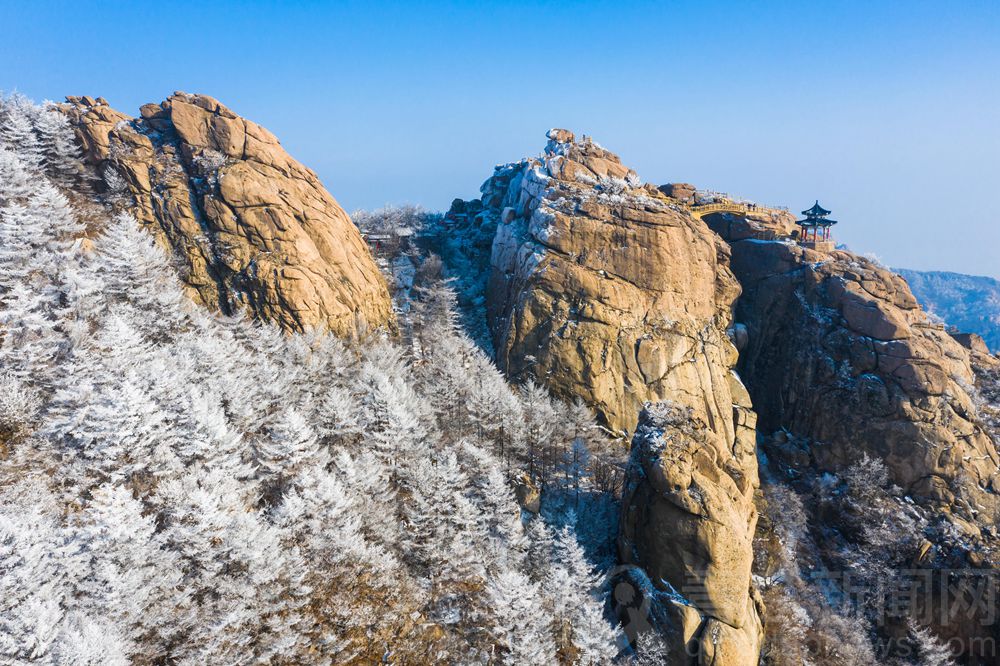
{"left": 702, "top": 208, "right": 799, "bottom": 243}
{"left": 60, "top": 94, "right": 393, "bottom": 337}
{"left": 657, "top": 182, "right": 696, "bottom": 203}
{"left": 483, "top": 129, "right": 747, "bottom": 439}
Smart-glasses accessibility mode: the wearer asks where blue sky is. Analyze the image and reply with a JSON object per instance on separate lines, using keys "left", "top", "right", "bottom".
{"left": 2, "top": 0, "right": 998, "bottom": 276}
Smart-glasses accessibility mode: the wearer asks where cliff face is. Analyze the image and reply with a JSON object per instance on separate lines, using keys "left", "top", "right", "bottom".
{"left": 726, "top": 236, "right": 1000, "bottom": 657}
{"left": 621, "top": 404, "right": 763, "bottom": 666}
{"left": 60, "top": 94, "right": 393, "bottom": 337}
{"left": 483, "top": 130, "right": 745, "bottom": 438}
{"left": 727, "top": 240, "right": 1000, "bottom": 529}
{"left": 479, "top": 130, "right": 762, "bottom": 663}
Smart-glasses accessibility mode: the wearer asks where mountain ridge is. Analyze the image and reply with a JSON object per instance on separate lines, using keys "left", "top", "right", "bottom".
{"left": 2, "top": 93, "right": 998, "bottom": 665}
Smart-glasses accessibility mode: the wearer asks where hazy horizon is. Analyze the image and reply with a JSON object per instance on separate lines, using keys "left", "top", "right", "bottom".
{"left": 3, "top": 0, "right": 997, "bottom": 277}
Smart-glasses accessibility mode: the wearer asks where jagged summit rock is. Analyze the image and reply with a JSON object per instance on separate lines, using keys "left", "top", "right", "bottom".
{"left": 476, "top": 130, "right": 762, "bottom": 663}
{"left": 484, "top": 129, "right": 745, "bottom": 437}
{"left": 545, "top": 127, "right": 575, "bottom": 143}
{"left": 59, "top": 93, "right": 393, "bottom": 337}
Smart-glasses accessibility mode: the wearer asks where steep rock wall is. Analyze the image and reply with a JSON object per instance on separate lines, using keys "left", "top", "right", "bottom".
{"left": 620, "top": 404, "right": 764, "bottom": 665}
{"left": 479, "top": 130, "right": 762, "bottom": 663}
{"left": 728, "top": 240, "right": 1000, "bottom": 527}
{"left": 483, "top": 130, "right": 744, "bottom": 439}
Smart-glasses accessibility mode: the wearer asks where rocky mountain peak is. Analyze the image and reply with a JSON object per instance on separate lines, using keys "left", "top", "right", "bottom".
{"left": 484, "top": 130, "right": 741, "bottom": 433}
{"left": 476, "top": 130, "right": 762, "bottom": 661}
{"left": 59, "top": 92, "right": 393, "bottom": 337}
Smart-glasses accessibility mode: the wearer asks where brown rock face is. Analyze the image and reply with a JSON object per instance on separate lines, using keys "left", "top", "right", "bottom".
{"left": 60, "top": 94, "right": 392, "bottom": 336}
{"left": 619, "top": 404, "right": 763, "bottom": 665}
{"left": 657, "top": 182, "right": 696, "bottom": 203}
{"left": 480, "top": 130, "right": 761, "bottom": 663}
{"left": 728, "top": 239, "right": 1000, "bottom": 526}
{"left": 484, "top": 129, "right": 746, "bottom": 438}
{"left": 702, "top": 208, "right": 799, "bottom": 243}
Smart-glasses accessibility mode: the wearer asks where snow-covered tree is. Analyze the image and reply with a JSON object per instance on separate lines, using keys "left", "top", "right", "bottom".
{"left": 0, "top": 94, "right": 43, "bottom": 169}
{"left": 92, "top": 213, "right": 186, "bottom": 323}
{"left": 908, "top": 621, "right": 957, "bottom": 666}
{"left": 34, "top": 102, "right": 83, "bottom": 184}
{"left": 486, "top": 568, "right": 558, "bottom": 666}
{"left": 0, "top": 478, "right": 77, "bottom": 663}
{"left": 68, "top": 484, "right": 186, "bottom": 657}
{"left": 255, "top": 407, "right": 323, "bottom": 498}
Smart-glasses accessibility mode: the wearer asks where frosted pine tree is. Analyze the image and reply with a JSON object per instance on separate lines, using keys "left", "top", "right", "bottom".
{"left": 0, "top": 94, "right": 43, "bottom": 169}
{"left": 92, "top": 214, "right": 186, "bottom": 321}
{"left": 547, "top": 526, "right": 619, "bottom": 664}
{"left": 0, "top": 479, "right": 78, "bottom": 663}
{"left": 909, "top": 621, "right": 957, "bottom": 666}
{"left": 34, "top": 102, "right": 83, "bottom": 184}
{"left": 0, "top": 147, "right": 35, "bottom": 200}
{"left": 62, "top": 378, "right": 179, "bottom": 485}
{"left": 486, "top": 568, "right": 557, "bottom": 666}
{"left": 255, "top": 407, "right": 323, "bottom": 497}
{"left": 69, "top": 484, "right": 186, "bottom": 657}
{"left": 51, "top": 613, "right": 130, "bottom": 666}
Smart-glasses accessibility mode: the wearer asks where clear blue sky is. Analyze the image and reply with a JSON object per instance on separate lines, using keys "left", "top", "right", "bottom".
{"left": 2, "top": 1, "right": 998, "bottom": 276}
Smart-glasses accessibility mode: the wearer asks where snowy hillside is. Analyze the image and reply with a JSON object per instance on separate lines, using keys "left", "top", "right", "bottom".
{"left": 0, "top": 94, "right": 627, "bottom": 665}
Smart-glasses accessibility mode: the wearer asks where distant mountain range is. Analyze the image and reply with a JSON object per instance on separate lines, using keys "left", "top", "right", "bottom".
{"left": 897, "top": 268, "right": 1000, "bottom": 352}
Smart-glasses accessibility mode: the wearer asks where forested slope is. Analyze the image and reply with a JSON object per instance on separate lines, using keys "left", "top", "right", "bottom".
{"left": 0, "top": 94, "right": 625, "bottom": 665}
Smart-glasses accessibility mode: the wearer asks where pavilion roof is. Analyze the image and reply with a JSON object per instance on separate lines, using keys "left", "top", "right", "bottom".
{"left": 802, "top": 200, "right": 831, "bottom": 217}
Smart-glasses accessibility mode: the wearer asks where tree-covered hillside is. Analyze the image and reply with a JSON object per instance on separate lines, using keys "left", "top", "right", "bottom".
{"left": 0, "top": 93, "right": 627, "bottom": 665}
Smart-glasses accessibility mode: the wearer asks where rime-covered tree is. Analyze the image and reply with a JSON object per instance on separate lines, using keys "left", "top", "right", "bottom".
{"left": 34, "top": 102, "right": 83, "bottom": 184}
{"left": 486, "top": 568, "right": 558, "bottom": 666}
{"left": 0, "top": 94, "right": 43, "bottom": 169}
{"left": 908, "top": 621, "right": 957, "bottom": 666}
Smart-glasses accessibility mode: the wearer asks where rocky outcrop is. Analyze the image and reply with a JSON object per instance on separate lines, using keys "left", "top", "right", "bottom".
{"left": 727, "top": 239, "right": 1000, "bottom": 527}
{"left": 722, "top": 238, "right": 1000, "bottom": 658}
{"left": 60, "top": 94, "right": 393, "bottom": 337}
{"left": 657, "top": 182, "right": 696, "bottom": 203}
{"left": 482, "top": 129, "right": 748, "bottom": 438}
{"left": 701, "top": 208, "right": 798, "bottom": 243}
{"left": 477, "top": 130, "right": 761, "bottom": 662}
{"left": 620, "top": 403, "right": 763, "bottom": 665}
